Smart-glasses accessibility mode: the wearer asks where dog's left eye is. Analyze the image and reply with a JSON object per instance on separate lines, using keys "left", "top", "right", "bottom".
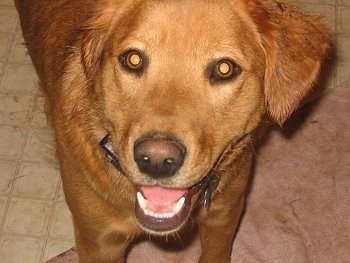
{"left": 209, "top": 59, "right": 242, "bottom": 83}
{"left": 120, "top": 50, "right": 144, "bottom": 72}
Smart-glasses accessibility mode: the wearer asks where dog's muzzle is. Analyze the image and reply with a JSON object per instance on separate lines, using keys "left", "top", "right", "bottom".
{"left": 99, "top": 134, "right": 220, "bottom": 232}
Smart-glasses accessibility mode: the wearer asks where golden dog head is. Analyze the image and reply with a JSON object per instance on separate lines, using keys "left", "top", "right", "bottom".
{"left": 78, "top": 0, "right": 329, "bottom": 233}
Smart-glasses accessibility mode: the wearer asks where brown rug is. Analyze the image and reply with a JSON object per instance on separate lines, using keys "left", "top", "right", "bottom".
{"left": 46, "top": 79, "right": 350, "bottom": 263}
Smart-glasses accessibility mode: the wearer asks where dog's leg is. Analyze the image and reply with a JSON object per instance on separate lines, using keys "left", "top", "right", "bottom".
{"left": 197, "top": 197, "right": 245, "bottom": 263}
{"left": 74, "top": 224, "right": 130, "bottom": 263}
{"left": 197, "top": 150, "right": 252, "bottom": 263}
{"left": 58, "top": 143, "right": 140, "bottom": 263}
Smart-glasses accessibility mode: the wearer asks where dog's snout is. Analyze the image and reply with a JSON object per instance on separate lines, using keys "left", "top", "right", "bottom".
{"left": 134, "top": 138, "right": 186, "bottom": 178}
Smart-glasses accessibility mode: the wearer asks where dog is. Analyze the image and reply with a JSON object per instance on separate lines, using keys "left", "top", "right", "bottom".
{"left": 15, "top": 0, "right": 329, "bottom": 262}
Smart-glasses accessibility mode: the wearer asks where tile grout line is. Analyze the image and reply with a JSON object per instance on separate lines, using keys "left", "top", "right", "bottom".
{"left": 0, "top": 34, "right": 16, "bottom": 82}
{"left": 39, "top": 173, "right": 67, "bottom": 262}
{"left": 0, "top": 5, "right": 20, "bottom": 90}
{"left": 0, "top": 18, "right": 23, "bottom": 232}
{"left": 0, "top": 231, "right": 74, "bottom": 241}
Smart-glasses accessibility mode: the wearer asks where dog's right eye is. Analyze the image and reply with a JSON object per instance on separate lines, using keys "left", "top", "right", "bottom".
{"left": 119, "top": 50, "right": 144, "bottom": 72}
{"left": 208, "top": 58, "right": 242, "bottom": 84}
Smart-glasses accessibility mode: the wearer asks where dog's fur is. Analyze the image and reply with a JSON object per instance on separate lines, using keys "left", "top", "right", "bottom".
{"left": 15, "top": 0, "right": 329, "bottom": 262}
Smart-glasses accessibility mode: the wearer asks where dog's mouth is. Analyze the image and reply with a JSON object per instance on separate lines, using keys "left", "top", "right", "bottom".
{"left": 135, "top": 174, "right": 219, "bottom": 233}
{"left": 135, "top": 186, "right": 190, "bottom": 233}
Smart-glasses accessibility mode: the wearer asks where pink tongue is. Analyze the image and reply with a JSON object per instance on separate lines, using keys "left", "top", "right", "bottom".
{"left": 140, "top": 186, "right": 186, "bottom": 204}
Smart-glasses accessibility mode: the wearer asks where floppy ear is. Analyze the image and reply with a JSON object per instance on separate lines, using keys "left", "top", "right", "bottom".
{"left": 247, "top": 1, "right": 330, "bottom": 125}
{"left": 81, "top": 6, "right": 118, "bottom": 79}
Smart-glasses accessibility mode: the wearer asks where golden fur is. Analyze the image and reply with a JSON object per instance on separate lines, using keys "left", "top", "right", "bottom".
{"left": 15, "top": 0, "right": 329, "bottom": 262}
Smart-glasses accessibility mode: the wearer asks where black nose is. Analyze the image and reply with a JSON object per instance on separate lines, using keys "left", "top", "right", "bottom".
{"left": 134, "top": 138, "right": 186, "bottom": 178}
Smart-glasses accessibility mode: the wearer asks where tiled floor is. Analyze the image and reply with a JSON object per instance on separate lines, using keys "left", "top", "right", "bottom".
{"left": 0, "top": 1, "right": 75, "bottom": 263}
{"left": 0, "top": 0, "right": 349, "bottom": 262}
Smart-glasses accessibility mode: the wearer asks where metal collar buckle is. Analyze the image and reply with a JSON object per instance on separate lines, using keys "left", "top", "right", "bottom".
{"left": 203, "top": 175, "right": 220, "bottom": 208}
{"left": 99, "top": 134, "right": 123, "bottom": 172}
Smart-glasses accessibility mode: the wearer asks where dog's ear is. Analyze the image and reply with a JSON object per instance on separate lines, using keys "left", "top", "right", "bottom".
{"left": 247, "top": 1, "right": 330, "bottom": 124}
{"left": 81, "top": 7, "right": 117, "bottom": 79}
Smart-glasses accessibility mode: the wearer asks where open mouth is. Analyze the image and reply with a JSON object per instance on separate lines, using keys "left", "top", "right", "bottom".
{"left": 134, "top": 172, "right": 218, "bottom": 234}
{"left": 135, "top": 173, "right": 221, "bottom": 233}
{"left": 135, "top": 185, "right": 193, "bottom": 233}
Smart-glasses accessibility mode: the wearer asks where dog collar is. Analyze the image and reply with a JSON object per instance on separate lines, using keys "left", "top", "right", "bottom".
{"left": 203, "top": 175, "right": 220, "bottom": 207}
{"left": 99, "top": 134, "right": 221, "bottom": 208}
{"left": 99, "top": 134, "right": 124, "bottom": 172}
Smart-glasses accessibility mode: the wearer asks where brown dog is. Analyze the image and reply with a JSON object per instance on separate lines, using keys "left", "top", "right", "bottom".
{"left": 15, "top": 0, "right": 329, "bottom": 262}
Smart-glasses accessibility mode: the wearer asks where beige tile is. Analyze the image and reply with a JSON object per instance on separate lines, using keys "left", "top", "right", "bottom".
{"left": 338, "top": 59, "right": 350, "bottom": 84}
{"left": 339, "top": 0, "right": 350, "bottom": 7}
{"left": 0, "top": 126, "right": 26, "bottom": 161}
{"left": 338, "top": 35, "right": 350, "bottom": 59}
{"left": 13, "top": 162, "right": 60, "bottom": 199}
{"left": 0, "top": 33, "right": 12, "bottom": 61}
{"left": 0, "top": 7, "right": 17, "bottom": 34}
{"left": 0, "top": 63, "right": 38, "bottom": 96}
{"left": 31, "top": 111, "right": 50, "bottom": 129}
{"left": 0, "top": 235, "right": 45, "bottom": 263}
{"left": 297, "top": 3, "right": 336, "bottom": 30}
{"left": 43, "top": 239, "right": 75, "bottom": 261}
{"left": 292, "top": 0, "right": 335, "bottom": 5}
{"left": 35, "top": 96, "right": 47, "bottom": 112}
{"left": 338, "top": 7, "right": 350, "bottom": 34}
{"left": 0, "top": 0, "right": 16, "bottom": 7}
{"left": 0, "top": 95, "right": 35, "bottom": 126}
{"left": 37, "top": 86, "right": 47, "bottom": 97}
{"left": 49, "top": 201, "right": 74, "bottom": 239}
{"left": 57, "top": 181, "right": 66, "bottom": 201}
{"left": 0, "top": 160, "right": 17, "bottom": 195}
{"left": 22, "top": 128, "right": 58, "bottom": 165}
{"left": 8, "top": 30, "right": 32, "bottom": 64}
{"left": 3, "top": 198, "right": 52, "bottom": 236}
{"left": 31, "top": 96, "right": 51, "bottom": 129}
{"left": 0, "top": 197, "right": 8, "bottom": 223}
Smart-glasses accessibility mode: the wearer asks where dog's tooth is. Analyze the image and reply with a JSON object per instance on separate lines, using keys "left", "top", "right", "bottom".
{"left": 137, "top": 192, "right": 148, "bottom": 210}
{"left": 165, "top": 212, "right": 175, "bottom": 218}
{"left": 150, "top": 210, "right": 156, "bottom": 217}
{"left": 173, "top": 197, "right": 185, "bottom": 214}
{"left": 160, "top": 212, "right": 174, "bottom": 219}
{"left": 144, "top": 208, "right": 152, "bottom": 217}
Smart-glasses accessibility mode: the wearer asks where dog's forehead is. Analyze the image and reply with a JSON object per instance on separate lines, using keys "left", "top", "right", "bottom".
{"left": 119, "top": 1, "right": 260, "bottom": 64}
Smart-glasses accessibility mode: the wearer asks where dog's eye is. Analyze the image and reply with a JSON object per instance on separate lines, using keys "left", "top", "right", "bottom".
{"left": 210, "top": 59, "right": 241, "bottom": 82}
{"left": 120, "top": 50, "right": 144, "bottom": 72}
